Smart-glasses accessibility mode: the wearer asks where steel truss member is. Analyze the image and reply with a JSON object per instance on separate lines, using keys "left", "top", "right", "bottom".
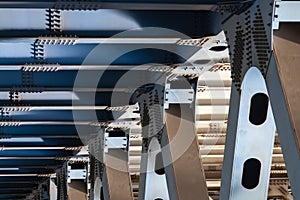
{"left": 88, "top": 127, "right": 133, "bottom": 200}
{"left": 137, "top": 75, "right": 208, "bottom": 200}
{"left": 56, "top": 162, "right": 69, "bottom": 200}
{"left": 220, "top": 0, "right": 300, "bottom": 199}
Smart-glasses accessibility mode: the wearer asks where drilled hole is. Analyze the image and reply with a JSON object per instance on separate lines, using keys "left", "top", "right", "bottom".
{"left": 209, "top": 46, "right": 227, "bottom": 52}
{"left": 100, "top": 187, "right": 104, "bottom": 200}
{"left": 155, "top": 152, "right": 165, "bottom": 175}
{"left": 249, "top": 93, "right": 269, "bottom": 125}
{"left": 242, "top": 158, "right": 261, "bottom": 189}
{"left": 108, "top": 129, "right": 125, "bottom": 137}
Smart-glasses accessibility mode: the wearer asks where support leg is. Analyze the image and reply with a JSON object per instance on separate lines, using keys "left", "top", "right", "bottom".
{"left": 50, "top": 179, "right": 58, "bottom": 200}
{"left": 40, "top": 180, "right": 51, "bottom": 200}
{"left": 162, "top": 103, "right": 208, "bottom": 200}
{"left": 56, "top": 162, "right": 69, "bottom": 200}
{"left": 89, "top": 128, "right": 133, "bottom": 200}
{"left": 137, "top": 84, "right": 170, "bottom": 200}
{"left": 221, "top": 67, "right": 276, "bottom": 200}
{"left": 89, "top": 154, "right": 103, "bottom": 200}
{"left": 219, "top": 84, "right": 240, "bottom": 200}
{"left": 220, "top": 0, "right": 277, "bottom": 199}
{"left": 266, "top": 23, "right": 300, "bottom": 199}
{"left": 137, "top": 77, "right": 209, "bottom": 200}
{"left": 103, "top": 149, "right": 133, "bottom": 200}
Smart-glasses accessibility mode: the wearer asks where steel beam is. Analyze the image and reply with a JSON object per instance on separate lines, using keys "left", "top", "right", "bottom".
{"left": 0, "top": 125, "right": 89, "bottom": 138}
{"left": 219, "top": 0, "right": 277, "bottom": 199}
{"left": 219, "top": 0, "right": 277, "bottom": 198}
{"left": 0, "top": 110, "right": 115, "bottom": 122}
{"left": 0, "top": 159, "right": 63, "bottom": 168}
{"left": 0, "top": 9, "right": 220, "bottom": 38}
{"left": 0, "top": 92, "right": 133, "bottom": 107}
{"left": 68, "top": 180, "right": 87, "bottom": 200}
{"left": 0, "top": 149, "right": 75, "bottom": 157}
{"left": 0, "top": 168, "right": 54, "bottom": 175}
{"left": 216, "top": 84, "right": 240, "bottom": 200}
{"left": 0, "top": 138, "right": 83, "bottom": 147}
{"left": 222, "top": 67, "right": 275, "bottom": 199}
{"left": 0, "top": 1, "right": 218, "bottom": 10}
{"left": 56, "top": 162, "right": 69, "bottom": 200}
{"left": 163, "top": 104, "right": 208, "bottom": 200}
{"left": 137, "top": 77, "right": 208, "bottom": 200}
{"left": 0, "top": 176, "right": 49, "bottom": 182}
{"left": 0, "top": 43, "right": 198, "bottom": 65}
{"left": 103, "top": 149, "right": 134, "bottom": 200}
{"left": 266, "top": 22, "right": 300, "bottom": 199}
{"left": 89, "top": 128, "right": 133, "bottom": 200}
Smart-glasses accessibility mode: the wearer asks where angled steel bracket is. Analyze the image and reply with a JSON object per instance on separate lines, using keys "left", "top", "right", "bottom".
{"left": 273, "top": 1, "right": 300, "bottom": 29}
{"left": 164, "top": 83, "right": 194, "bottom": 109}
{"left": 67, "top": 163, "right": 87, "bottom": 183}
{"left": 104, "top": 128, "right": 129, "bottom": 153}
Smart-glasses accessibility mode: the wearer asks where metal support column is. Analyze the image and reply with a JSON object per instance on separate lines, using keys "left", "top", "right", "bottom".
{"left": 137, "top": 84, "right": 170, "bottom": 200}
{"left": 224, "top": 67, "right": 275, "bottom": 200}
{"left": 137, "top": 76, "right": 208, "bottom": 200}
{"left": 220, "top": 0, "right": 277, "bottom": 199}
{"left": 89, "top": 127, "right": 133, "bottom": 200}
{"left": 162, "top": 78, "right": 208, "bottom": 200}
{"left": 56, "top": 162, "right": 69, "bottom": 200}
{"left": 266, "top": 22, "right": 300, "bottom": 199}
{"left": 40, "top": 180, "right": 51, "bottom": 200}
{"left": 67, "top": 162, "right": 88, "bottom": 200}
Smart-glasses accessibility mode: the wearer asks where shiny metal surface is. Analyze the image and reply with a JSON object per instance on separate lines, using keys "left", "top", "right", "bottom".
{"left": 229, "top": 67, "right": 275, "bottom": 200}
{"left": 144, "top": 137, "right": 169, "bottom": 200}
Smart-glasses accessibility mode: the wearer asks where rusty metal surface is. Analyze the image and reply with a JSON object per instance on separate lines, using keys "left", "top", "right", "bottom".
{"left": 104, "top": 149, "right": 134, "bottom": 200}
{"left": 273, "top": 23, "right": 300, "bottom": 156}
{"left": 163, "top": 104, "right": 208, "bottom": 200}
{"left": 68, "top": 180, "right": 87, "bottom": 200}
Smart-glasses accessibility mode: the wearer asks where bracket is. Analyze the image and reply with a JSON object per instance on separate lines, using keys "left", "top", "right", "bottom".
{"left": 170, "top": 65, "right": 205, "bottom": 78}
{"left": 164, "top": 83, "right": 194, "bottom": 109}
{"left": 46, "top": 9, "right": 61, "bottom": 32}
{"left": 90, "top": 104, "right": 140, "bottom": 129}
{"left": 273, "top": 1, "right": 300, "bottom": 30}
{"left": 1, "top": 106, "right": 32, "bottom": 112}
{"left": 36, "top": 36, "right": 78, "bottom": 45}
{"left": 67, "top": 164, "right": 87, "bottom": 183}
{"left": 21, "top": 63, "right": 60, "bottom": 72}
{"left": 109, "top": 120, "right": 140, "bottom": 129}
{"left": 104, "top": 128, "right": 129, "bottom": 153}
{"left": 0, "top": 121, "right": 21, "bottom": 127}
{"left": 169, "top": 31, "right": 228, "bottom": 79}
{"left": 176, "top": 37, "right": 210, "bottom": 47}
{"left": 68, "top": 156, "right": 89, "bottom": 163}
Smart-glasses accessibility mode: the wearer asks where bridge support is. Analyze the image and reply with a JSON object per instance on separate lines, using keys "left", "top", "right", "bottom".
{"left": 267, "top": 22, "right": 300, "bottom": 199}
{"left": 137, "top": 75, "right": 208, "bottom": 200}
{"left": 221, "top": 0, "right": 300, "bottom": 199}
{"left": 89, "top": 127, "right": 133, "bottom": 200}
{"left": 223, "top": 67, "right": 276, "bottom": 200}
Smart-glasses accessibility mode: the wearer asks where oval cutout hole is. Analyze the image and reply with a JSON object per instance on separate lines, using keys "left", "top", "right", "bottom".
{"left": 100, "top": 187, "right": 104, "bottom": 200}
{"left": 249, "top": 93, "right": 269, "bottom": 125}
{"left": 155, "top": 152, "right": 165, "bottom": 175}
{"left": 154, "top": 198, "right": 163, "bottom": 200}
{"left": 242, "top": 158, "right": 261, "bottom": 189}
{"left": 209, "top": 46, "right": 227, "bottom": 52}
